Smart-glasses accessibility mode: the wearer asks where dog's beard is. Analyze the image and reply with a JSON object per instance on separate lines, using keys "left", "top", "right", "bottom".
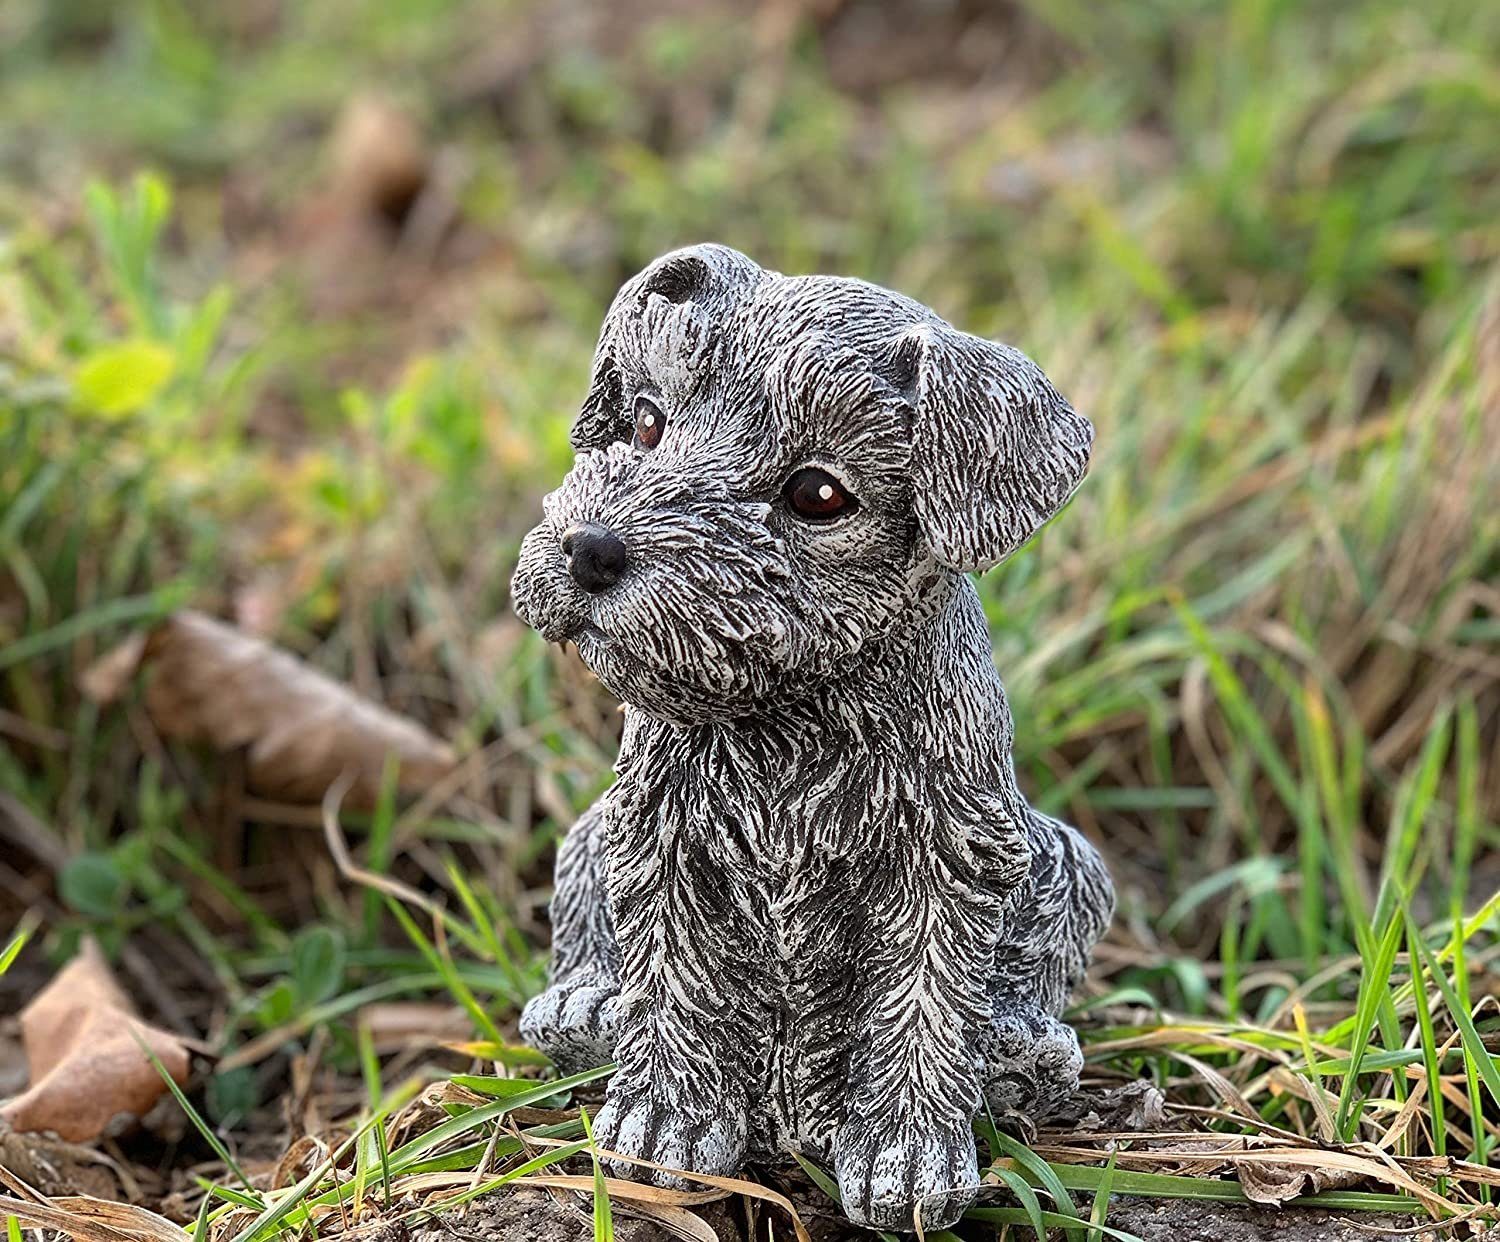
{"left": 510, "top": 519, "right": 860, "bottom": 725}
{"left": 571, "top": 625, "right": 779, "bottom": 723}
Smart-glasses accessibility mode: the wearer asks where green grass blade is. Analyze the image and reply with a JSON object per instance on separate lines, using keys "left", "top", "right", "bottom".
{"left": 991, "top": 1167, "right": 1049, "bottom": 1240}
{"left": 1088, "top": 1154, "right": 1117, "bottom": 1241}
{"left": 1411, "top": 928, "right": 1500, "bottom": 1112}
{"left": 384, "top": 896, "right": 505, "bottom": 1044}
{"left": 442, "top": 855, "right": 513, "bottom": 970}
{"left": 189, "top": 1181, "right": 215, "bottom": 1242}
{"left": 1302, "top": 683, "right": 1370, "bottom": 941}
{"left": 195, "top": 1179, "right": 265, "bottom": 1211}
{"left": 0, "top": 924, "right": 33, "bottom": 975}
{"left": 1037, "top": 1162, "right": 1419, "bottom": 1212}
{"left": 427, "top": 1140, "right": 591, "bottom": 1212}
{"left": 1334, "top": 908, "right": 1403, "bottom": 1138}
{"left": 1451, "top": 700, "right": 1480, "bottom": 922}
{"left": 448, "top": 1074, "right": 570, "bottom": 1101}
{"left": 1451, "top": 918, "right": 1490, "bottom": 1184}
{"left": 0, "top": 587, "right": 185, "bottom": 672}
{"left": 984, "top": 1124, "right": 1083, "bottom": 1242}
{"left": 361, "top": 758, "right": 401, "bottom": 945}
{"left": 790, "top": 1152, "right": 841, "bottom": 1202}
{"left": 579, "top": 1107, "right": 614, "bottom": 1242}
{"left": 133, "top": 1030, "right": 261, "bottom": 1198}
{"left": 384, "top": 1064, "right": 613, "bottom": 1173}
{"left": 1404, "top": 911, "right": 1446, "bottom": 1185}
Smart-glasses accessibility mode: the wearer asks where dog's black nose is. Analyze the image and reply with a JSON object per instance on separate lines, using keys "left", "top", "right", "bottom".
{"left": 561, "top": 522, "right": 628, "bottom": 593}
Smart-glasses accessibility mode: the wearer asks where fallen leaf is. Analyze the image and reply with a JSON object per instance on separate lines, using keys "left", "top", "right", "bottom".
{"left": 614, "top": 1200, "right": 722, "bottom": 1242}
{"left": 328, "top": 93, "right": 430, "bottom": 224}
{"left": 0, "top": 1195, "right": 142, "bottom": 1242}
{"left": 50, "top": 1197, "right": 191, "bottom": 1242}
{"left": 526, "top": 1136, "right": 813, "bottom": 1242}
{"left": 0, "top": 940, "right": 191, "bottom": 1143}
{"left": 77, "top": 632, "right": 147, "bottom": 706}
{"left": 271, "top": 1135, "right": 327, "bottom": 1191}
{"left": 81, "top": 610, "right": 455, "bottom": 807}
{"left": 1043, "top": 1078, "right": 1167, "bottom": 1132}
{"left": 1236, "top": 1156, "right": 1363, "bottom": 1205}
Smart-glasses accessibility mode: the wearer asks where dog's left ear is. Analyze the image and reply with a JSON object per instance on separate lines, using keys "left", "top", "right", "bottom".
{"left": 888, "top": 323, "right": 1093, "bottom": 573}
{"left": 572, "top": 244, "right": 766, "bottom": 451}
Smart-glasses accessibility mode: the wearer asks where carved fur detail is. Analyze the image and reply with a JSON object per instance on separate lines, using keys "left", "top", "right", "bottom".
{"left": 511, "top": 244, "right": 1114, "bottom": 1231}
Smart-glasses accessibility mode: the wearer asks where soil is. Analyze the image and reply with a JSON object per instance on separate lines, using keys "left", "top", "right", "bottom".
{"left": 354, "top": 1186, "right": 1452, "bottom": 1242}
{"left": 1103, "top": 1197, "right": 1445, "bottom": 1242}
{"left": 359, "top": 1189, "right": 855, "bottom": 1242}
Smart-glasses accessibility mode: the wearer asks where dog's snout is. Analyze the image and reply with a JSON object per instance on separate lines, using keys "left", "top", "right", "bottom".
{"left": 561, "top": 522, "right": 628, "bottom": 594}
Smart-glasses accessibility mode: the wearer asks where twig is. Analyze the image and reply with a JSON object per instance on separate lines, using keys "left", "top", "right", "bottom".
{"left": 321, "top": 768, "right": 450, "bottom": 927}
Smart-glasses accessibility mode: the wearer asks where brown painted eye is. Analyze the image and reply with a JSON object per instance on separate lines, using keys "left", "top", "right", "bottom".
{"left": 633, "top": 395, "right": 665, "bottom": 450}
{"left": 784, "top": 467, "right": 857, "bottom": 522}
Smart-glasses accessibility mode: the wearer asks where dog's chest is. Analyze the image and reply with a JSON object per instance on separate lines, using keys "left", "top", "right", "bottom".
{"left": 662, "top": 714, "right": 906, "bottom": 868}
{"left": 628, "top": 720, "right": 926, "bottom": 1154}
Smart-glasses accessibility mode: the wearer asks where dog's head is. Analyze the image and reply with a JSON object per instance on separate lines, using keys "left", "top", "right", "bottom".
{"left": 511, "top": 244, "right": 1092, "bottom": 723}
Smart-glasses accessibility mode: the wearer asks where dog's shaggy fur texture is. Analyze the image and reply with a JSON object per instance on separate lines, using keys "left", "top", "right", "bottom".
{"left": 512, "top": 244, "right": 1115, "bottom": 1231}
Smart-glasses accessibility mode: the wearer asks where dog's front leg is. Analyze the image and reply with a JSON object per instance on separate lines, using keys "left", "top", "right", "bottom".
{"left": 591, "top": 799, "right": 768, "bottom": 1186}
{"left": 518, "top": 800, "right": 621, "bottom": 1073}
{"left": 835, "top": 851, "right": 999, "bottom": 1232}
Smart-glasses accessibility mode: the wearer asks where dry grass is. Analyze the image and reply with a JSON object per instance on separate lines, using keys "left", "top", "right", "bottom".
{"left": 2, "top": 1, "right": 1498, "bottom": 1238}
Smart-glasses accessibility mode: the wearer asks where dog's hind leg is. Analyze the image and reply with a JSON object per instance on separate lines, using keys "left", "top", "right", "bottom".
{"left": 979, "top": 810, "right": 1113, "bottom": 1120}
{"left": 518, "top": 799, "right": 621, "bottom": 1072}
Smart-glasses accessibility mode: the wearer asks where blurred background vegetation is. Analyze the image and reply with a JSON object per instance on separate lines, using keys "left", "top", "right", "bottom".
{"left": 1, "top": 0, "right": 1497, "bottom": 1205}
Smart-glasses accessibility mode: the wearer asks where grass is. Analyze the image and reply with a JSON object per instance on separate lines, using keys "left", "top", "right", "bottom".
{"left": 2, "top": 0, "right": 1499, "bottom": 1238}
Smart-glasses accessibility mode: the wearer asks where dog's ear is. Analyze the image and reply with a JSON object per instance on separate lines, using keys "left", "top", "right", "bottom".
{"left": 887, "top": 323, "right": 1092, "bottom": 572}
{"left": 571, "top": 245, "right": 765, "bottom": 451}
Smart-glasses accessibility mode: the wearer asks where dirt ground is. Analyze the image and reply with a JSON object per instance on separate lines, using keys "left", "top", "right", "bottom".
{"left": 365, "top": 1188, "right": 1448, "bottom": 1242}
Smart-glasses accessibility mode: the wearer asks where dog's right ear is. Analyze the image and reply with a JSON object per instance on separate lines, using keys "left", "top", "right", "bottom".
{"left": 887, "top": 323, "right": 1092, "bottom": 572}
{"left": 571, "top": 244, "right": 765, "bottom": 450}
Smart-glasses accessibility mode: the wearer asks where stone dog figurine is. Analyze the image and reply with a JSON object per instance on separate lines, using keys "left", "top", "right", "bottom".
{"left": 511, "top": 244, "right": 1114, "bottom": 1231}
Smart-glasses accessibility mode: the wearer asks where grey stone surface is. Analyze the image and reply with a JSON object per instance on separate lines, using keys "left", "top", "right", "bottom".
{"left": 510, "top": 244, "right": 1114, "bottom": 1231}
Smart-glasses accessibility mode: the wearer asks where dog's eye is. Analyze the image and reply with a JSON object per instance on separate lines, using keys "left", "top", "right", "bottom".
{"left": 784, "top": 467, "right": 857, "bottom": 522}
{"left": 633, "top": 395, "right": 665, "bottom": 450}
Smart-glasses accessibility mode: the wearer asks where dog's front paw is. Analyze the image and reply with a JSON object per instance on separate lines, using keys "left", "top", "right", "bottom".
{"left": 980, "top": 1005, "right": 1084, "bottom": 1119}
{"left": 834, "top": 1116, "right": 979, "bottom": 1231}
{"left": 518, "top": 971, "right": 621, "bottom": 1072}
{"left": 591, "top": 1082, "right": 747, "bottom": 1188}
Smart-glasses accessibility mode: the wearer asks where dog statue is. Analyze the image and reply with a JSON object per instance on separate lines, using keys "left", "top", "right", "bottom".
{"left": 511, "top": 244, "right": 1114, "bottom": 1231}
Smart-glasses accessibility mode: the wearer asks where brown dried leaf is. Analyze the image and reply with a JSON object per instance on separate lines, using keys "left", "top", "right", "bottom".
{"left": 614, "top": 1200, "right": 721, "bottom": 1242}
{"left": 84, "top": 610, "right": 455, "bottom": 807}
{"left": 78, "top": 632, "right": 147, "bottom": 707}
{"left": 1042, "top": 1079, "right": 1167, "bottom": 1132}
{"left": 527, "top": 1135, "right": 813, "bottom": 1242}
{"left": 1236, "top": 1157, "right": 1363, "bottom": 1205}
{"left": 1227, "top": 1148, "right": 1452, "bottom": 1215}
{"left": 271, "top": 1135, "right": 327, "bottom": 1191}
{"left": 328, "top": 94, "right": 430, "bottom": 222}
{"left": 0, "top": 941, "right": 190, "bottom": 1144}
{"left": 0, "top": 1195, "right": 143, "bottom": 1242}
{"left": 49, "top": 1197, "right": 191, "bottom": 1242}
